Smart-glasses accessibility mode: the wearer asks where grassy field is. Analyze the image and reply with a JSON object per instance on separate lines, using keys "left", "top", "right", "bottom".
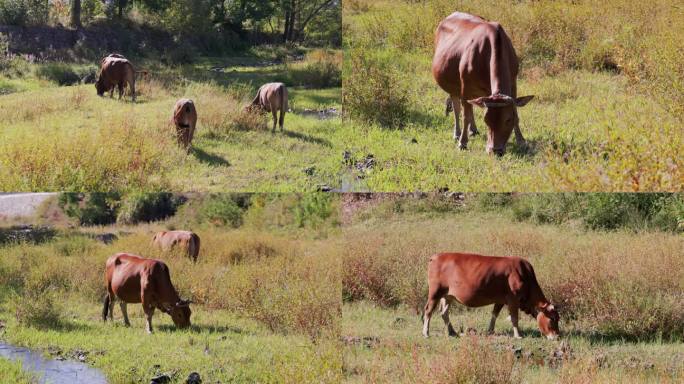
{"left": 0, "top": 48, "right": 342, "bottom": 191}
{"left": 0, "top": 195, "right": 342, "bottom": 383}
{"left": 0, "top": 358, "right": 35, "bottom": 384}
{"left": 341, "top": 195, "right": 684, "bottom": 383}
{"left": 343, "top": 0, "right": 684, "bottom": 191}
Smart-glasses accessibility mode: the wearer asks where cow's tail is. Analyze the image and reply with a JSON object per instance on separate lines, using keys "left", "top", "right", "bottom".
{"left": 281, "top": 85, "right": 289, "bottom": 112}
{"left": 102, "top": 294, "right": 110, "bottom": 322}
{"left": 190, "top": 233, "right": 200, "bottom": 263}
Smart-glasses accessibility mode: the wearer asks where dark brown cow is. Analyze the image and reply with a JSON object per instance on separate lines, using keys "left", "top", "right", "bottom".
{"left": 95, "top": 56, "right": 137, "bottom": 102}
{"left": 103, "top": 253, "right": 191, "bottom": 333}
{"left": 247, "top": 82, "right": 288, "bottom": 132}
{"left": 172, "top": 99, "right": 198, "bottom": 151}
{"left": 433, "top": 12, "right": 534, "bottom": 155}
{"left": 152, "top": 230, "right": 200, "bottom": 263}
{"left": 422, "top": 252, "right": 559, "bottom": 339}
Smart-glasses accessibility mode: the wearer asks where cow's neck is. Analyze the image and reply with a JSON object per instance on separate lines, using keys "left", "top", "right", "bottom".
{"left": 488, "top": 38, "right": 514, "bottom": 97}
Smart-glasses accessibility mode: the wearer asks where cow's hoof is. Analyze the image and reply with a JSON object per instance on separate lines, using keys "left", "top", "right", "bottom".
{"left": 469, "top": 130, "right": 479, "bottom": 137}
{"left": 458, "top": 144, "right": 468, "bottom": 151}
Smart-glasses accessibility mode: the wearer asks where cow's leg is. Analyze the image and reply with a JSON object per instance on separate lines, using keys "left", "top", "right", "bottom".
{"left": 143, "top": 304, "right": 155, "bottom": 334}
{"left": 488, "top": 303, "right": 504, "bottom": 334}
{"left": 107, "top": 295, "right": 115, "bottom": 321}
{"left": 271, "top": 110, "right": 278, "bottom": 132}
{"left": 120, "top": 302, "right": 131, "bottom": 327}
{"left": 422, "top": 288, "right": 441, "bottom": 338}
{"left": 508, "top": 304, "right": 522, "bottom": 339}
{"left": 130, "top": 78, "right": 136, "bottom": 103}
{"left": 450, "top": 95, "right": 462, "bottom": 143}
{"left": 462, "top": 102, "right": 479, "bottom": 136}
{"left": 118, "top": 83, "right": 124, "bottom": 100}
{"left": 440, "top": 297, "right": 457, "bottom": 337}
{"left": 279, "top": 109, "right": 285, "bottom": 131}
{"left": 514, "top": 124, "right": 526, "bottom": 147}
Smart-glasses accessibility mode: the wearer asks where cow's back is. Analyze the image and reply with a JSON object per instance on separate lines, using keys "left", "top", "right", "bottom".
{"left": 101, "top": 58, "right": 132, "bottom": 81}
{"left": 432, "top": 12, "right": 518, "bottom": 98}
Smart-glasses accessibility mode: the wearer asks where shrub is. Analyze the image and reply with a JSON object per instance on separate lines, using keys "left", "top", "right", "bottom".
{"left": 35, "top": 63, "right": 97, "bottom": 86}
{"left": 9, "top": 290, "right": 63, "bottom": 329}
{"left": 116, "top": 193, "right": 184, "bottom": 225}
{"left": 344, "top": 48, "right": 410, "bottom": 128}
{"left": 198, "top": 194, "right": 248, "bottom": 227}
{"left": 287, "top": 50, "right": 342, "bottom": 88}
{"left": 293, "top": 193, "right": 334, "bottom": 229}
{"left": 58, "top": 193, "right": 120, "bottom": 226}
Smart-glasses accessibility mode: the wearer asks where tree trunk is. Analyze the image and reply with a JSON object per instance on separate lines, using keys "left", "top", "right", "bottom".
{"left": 70, "top": 0, "right": 81, "bottom": 28}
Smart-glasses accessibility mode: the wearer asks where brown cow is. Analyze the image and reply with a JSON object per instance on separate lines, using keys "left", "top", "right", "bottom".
{"left": 172, "top": 99, "right": 198, "bottom": 151}
{"left": 152, "top": 230, "right": 200, "bottom": 263}
{"left": 102, "top": 253, "right": 192, "bottom": 333}
{"left": 247, "top": 82, "right": 288, "bottom": 132}
{"left": 95, "top": 56, "right": 137, "bottom": 102}
{"left": 433, "top": 12, "right": 534, "bottom": 155}
{"left": 422, "top": 252, "right": 559, "bottom": 339}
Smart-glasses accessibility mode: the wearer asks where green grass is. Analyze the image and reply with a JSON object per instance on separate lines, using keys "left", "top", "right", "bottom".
{"left": 343, "top": 0, "right": 684, "bottom": 191}
{"left": 0, "top": 50, "right": 342, "bottom": 191}
{"left": 0, "top": 358, "right": 36, "bottom": 384}
{"left": 1, "top": 299, "right": 340, "bottom": 384}
{"left": 343, "top": 302, "right": 683, "bottom": 384}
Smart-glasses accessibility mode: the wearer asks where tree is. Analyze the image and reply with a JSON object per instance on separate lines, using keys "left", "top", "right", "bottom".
{"left": 282, "top": 0, "right": 336, "bottom": 43}
{"left": 71, "top": 0, "right": 81, "bottom": 28}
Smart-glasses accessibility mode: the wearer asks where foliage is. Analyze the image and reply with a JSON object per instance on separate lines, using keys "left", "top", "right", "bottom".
{"left": 35, "top": 63, "right": 96, "bottom": 86}
{"left": 58, "top": 192, "right": 120, "bottom": 226}
{"left": 293, "top": 192, "right": 334, "bottom": 229}
{"left": 197, "top": 194, "right": 250, "bottom": 227}
{"left": 287, "top": 50, "right": 342, "bottom": 88}
{"left": 116, "top": 192, "right": 184, "bottom": 225}
{"left": 343, "top": 48, "right": 409, "bottom": 128}
{"left": 0, "top": 0, "right": 48, "bottom": 26}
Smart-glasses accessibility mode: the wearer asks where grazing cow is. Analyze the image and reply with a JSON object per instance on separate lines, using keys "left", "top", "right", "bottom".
{"left": 172, "top": 99, "right": 198, "bottom": 151}
{"left": 247, "top": 82, "right": 288, "bottom": 132}
{"left": 103, "top": 253, "right": 192, "bottom": 333}
{"left": 95, "top": 56, "right": 137, "bottom": 102}
{"left": 153, "top": 230, "right": 200, "bottom": 263}
{"left": 422, "top": 252, "right": 559, "bottom": 339}
{"left": 432, "top": 12, "right": 534, "bottom": 155}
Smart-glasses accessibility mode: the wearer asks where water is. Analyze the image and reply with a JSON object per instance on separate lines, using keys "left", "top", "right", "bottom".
{"left": 0, "top": 342, "right": 108, "bottom": 384}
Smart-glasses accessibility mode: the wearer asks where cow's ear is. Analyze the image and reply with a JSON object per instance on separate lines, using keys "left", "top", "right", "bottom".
{"left": 467, "top": 96, "right": 489, "bottom": 108}
{"left": 516, "top": 95, "right": 534, "bottom": 107}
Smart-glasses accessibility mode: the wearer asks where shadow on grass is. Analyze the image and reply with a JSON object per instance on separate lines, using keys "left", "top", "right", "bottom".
{"left": 191, "top": 147, "right": 231, "bottom": 167}
{"left": 157, "top": 324, "right": 255, "bottom": 336}
{"left": 281, "top": 129, "right": 332, "bottom": 147}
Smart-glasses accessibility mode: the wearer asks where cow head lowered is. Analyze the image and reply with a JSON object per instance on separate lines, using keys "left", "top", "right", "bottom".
{"left": 536, "top": 303, "right": 560, "bottom": 339}
{"left": 468, "top": 94, "right": 534, "bottom": 156}
{"left": 161, "top": 299, "right": 192, "bottom": 328}
{"left": 94, "top": 77, "right": 108, "bottom": 97}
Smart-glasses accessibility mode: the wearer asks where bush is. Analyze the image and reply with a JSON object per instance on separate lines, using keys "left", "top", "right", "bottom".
{"left": 344, "top": 48, "right": 410, "bottom": 128}
{"left": 116, "top": 193, "right": 184, "bottom": 225}
{"left": 198, "top": 194, "right": 249, "bottom": 227}
{"left": 9, "top": 290, "right": 63, "bottom": 329}
{"left": 35, "top": 63, "right": 96, "bottom": 86}
{"left": 293, "top": 193, "right": 334, "bottom": 229}
{"left": 58, "top": 192, "right": 120, "bottom": 226}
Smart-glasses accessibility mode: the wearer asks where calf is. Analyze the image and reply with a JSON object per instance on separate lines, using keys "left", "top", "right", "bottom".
{"left": 247, "top": 82, "right": 289, "bottom": 132}
{"left": 172, "top": 99, "right": 198, "bottom": 151}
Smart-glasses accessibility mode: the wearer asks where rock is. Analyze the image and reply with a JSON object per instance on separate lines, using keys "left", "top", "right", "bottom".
{"left": 94, "top": 233, "right": 118, "bottom": 244}
{"left": 150, "top": 374, "right": 171, "bottom": 384}
{"left": 186, "top": 372, "right": 202, "bottom": 384}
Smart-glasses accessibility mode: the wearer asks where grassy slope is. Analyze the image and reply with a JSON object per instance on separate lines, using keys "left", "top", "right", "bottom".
{"left": 341, "top": 205, "right": 684, "bottom": 383}
{"left": 0, "top": 54, "right": 341, "bottom": 192}
{"left": 343, "top": 1, "right": 683, "bottom": 192}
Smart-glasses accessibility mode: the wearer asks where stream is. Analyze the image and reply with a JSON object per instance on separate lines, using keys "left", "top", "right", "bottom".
{"left": 0, "top": 341, "right": 107, "bottom": 384}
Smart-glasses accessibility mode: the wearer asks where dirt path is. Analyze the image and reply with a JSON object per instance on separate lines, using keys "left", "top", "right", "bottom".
{"left": 0, "top": 193, "right": 57, "bottom": 220}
